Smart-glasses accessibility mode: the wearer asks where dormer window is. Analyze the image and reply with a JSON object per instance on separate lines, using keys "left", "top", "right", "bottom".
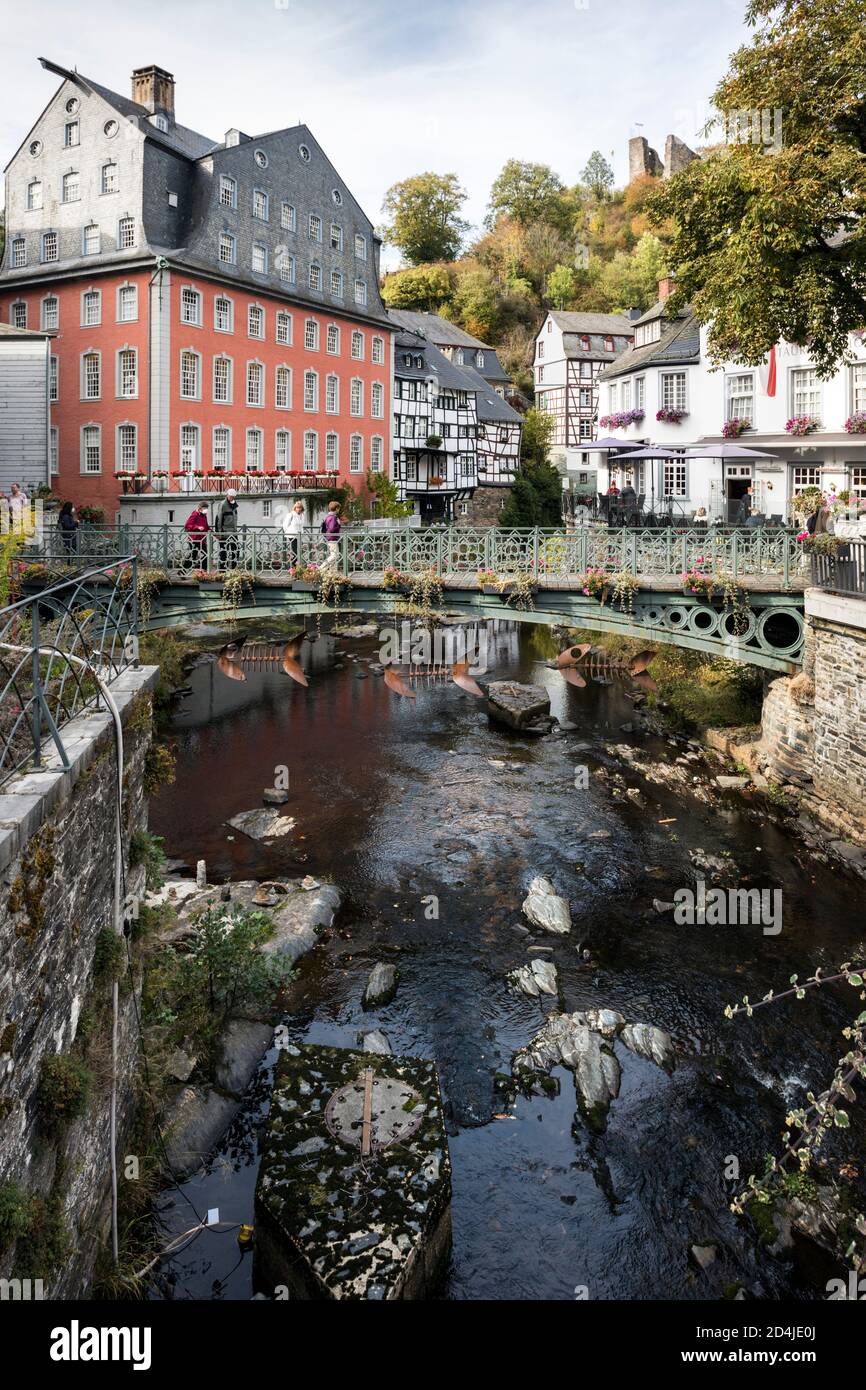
{"left": 477, "top": 351, "right": 485, "bottom": 368}
{"left": 604, "top": 336, "right": 614, "bottom": 352}
{"left": 580, "top": 335, "right": 590, "bottom": 351}
{"left": 150, "top": 114, "right": 169, "bottom": 132}
{"left": 634, "top": 320, "right": 662, "bottom": 347}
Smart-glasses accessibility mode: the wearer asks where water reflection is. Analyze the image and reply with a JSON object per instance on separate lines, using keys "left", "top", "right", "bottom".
{"left": 150, "top": 617, "right": 865, "bottom": 1301}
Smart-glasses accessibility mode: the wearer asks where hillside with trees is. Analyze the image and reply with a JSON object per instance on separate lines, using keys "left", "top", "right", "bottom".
{"left": 379, "top": 157, "right": 674, "bottom": 398}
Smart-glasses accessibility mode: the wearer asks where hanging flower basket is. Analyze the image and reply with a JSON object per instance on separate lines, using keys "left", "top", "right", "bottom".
{"left": 844, "top": 411, "right": 866, "bottom": 435}
{"left": 656, "top": 407, "right": 688, "bottom": 424}
{"left": 598, "top": 409, "right": 645, "bottom": 429}
{"left": 785, "top": 415, "right": 820, "bottom": 436}
{"left": 576, "top": 567, "right": 609, "bottom": 603}
{"left": 429, "top": 475, "right": 445, "bottom": 487}
{"left": 426, "top": 434, "right": 443, "bottom": 450}
{"left": 721, "top": 418, "right": 750, "bottom": 439}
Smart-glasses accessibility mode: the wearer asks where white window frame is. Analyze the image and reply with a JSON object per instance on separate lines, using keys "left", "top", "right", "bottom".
{"left": 308, "top": 213, "right": 322, "bottom": 242}
{"left": 11, "top": 237, "right": 27, "bottom": 268}
{"left": 115, "top": 422, "right": 138, "bottom": 473}
{"left": 251, "top": 242, "right": 268, "bottom": 274}
{"left": 309, "top": 262, "right": 322, "bottom": 291}
{"left": 371, "top": 382, "right": 384, "bottom": 419}
{"left": 81, "top": 288, "right": 102, "bottom": 327}
{"left": 351, "top": 330, "right": 364, "bottom": 361}
{"left": 180, "top": 286, "right": 202, "bottom": 326}
{"left": 354, "top": 233, "right": 367, "bottom": 260}
{"left": 118, "top": 217, "right": 136, "bottom": 249}
{"left": 370, "top": 435, "right": 384, "bottom": 473}
{"left": 275, "top": 429, "right": 291, "bottom": 471}
{"left": 791, "top": 367, "right": 821, "bottom": 420}
{"left": 246, "top": 360, "right": 265, "bottom": 408}
{"left": 349, "top": 434, "right": 363, "bottom": 473}
{"left": 219, "top": 175, "right": 237, "bottom": 210}
{"left": 10, "top": 301, "right": 27, "bottom": 330}
{"left": 281, "top": 202, "right": 296, "bottom": 232}
{"left": 248, "top": 303, "right": 265, "bottom": 339}
{"left": 41, "top": 231, "right": 58, "bottom": 263}
{"left": 219, "top": 231, "right": 237, "bottom": 265}
{"left": 325, "top": 374, "right": 339, "bottom": 414}
{"left": 304, "top": 369, "right": 319, "bottom": 412}
{"left": 214, "top": 295, "right": 234, "bottom": 333}
{"left": 726, "top": 372, "right": 754, "bottom": 423}
{"left": 372, "top": 336, "right": 385, "bottom": 365}
{"left": 276, "top": 311, "right": 293, "bottom": 346}
{"left": 212, "top": 425, "right": 232, "bottom": 472}
{"left": 116, "top": 347, "right": 138, "bottom": 400}
{"left": 62, "top": 171, "right": 80, "bottom": 203}
{"left": 326, "top": 324, "right": 340, "bottom": 355}
{"left": 101, "top": 162, "right": 118, "bottom": 196}
{"left": 852, "top": 363, "right": 866, "bottom": 415}
{"left": 325, "top": 432, "right": 339, "bottom": 473}
{"left": 275, "top": 364, "right": 292, "bottom": 410}
{"left": 252, "top": 188, "right": 269, "bottom": 222}
{"left": 80, "top": 350, "right": 101, "bottom": 401}
{"left": 41, "top": 295, "right": 58, "bottom": 331}
{"left": 212, "top": 354, "right": 233, "bottom": 404}
{"left": 354, "top": 279, "right": 367, "bottom": 306}
{"left": 303, "top": 430, "right": 318, "bottom": 472}
{"left": 179, "top": 423, "right": 201, "bottom": 473}
{"left": 350, "top": 378, "right": 364, "bottom": 416}
{"left": 660, "top": 372, "right": 687, "bottom": 411}
{"left": 180, "top": 349, "right": 202, "bottom": 401}
{"left": 80, "top": 423, "right": 102, "bottom": 475}
{"left": 245, "top": 427, "right": 264, "bottom": 473}
{"left": 304, "top": 319, "right": 320, "bottom": 351}
{"left": 117, "top": 283, "right": 138, "bottom": 323}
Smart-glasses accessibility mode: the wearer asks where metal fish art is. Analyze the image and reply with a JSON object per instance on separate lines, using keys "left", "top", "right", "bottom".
{"left": 558, "top": 647, "right": 658, "bottom": 693}
{"left": 383, "top": 666, "right": 417, "bottom": 699}
{"left": 217, "top": 639, "right": 309, "bottom": 687}
{"left": 451, "top": 661, "right": 486, "bottom": 698}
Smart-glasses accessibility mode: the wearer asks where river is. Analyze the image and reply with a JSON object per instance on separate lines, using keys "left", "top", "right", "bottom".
{"left": 148, "top": 615, "right": 865, "bottom": 1301}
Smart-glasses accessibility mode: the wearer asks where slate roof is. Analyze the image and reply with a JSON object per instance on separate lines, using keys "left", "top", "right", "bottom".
{"left": 393, "top": 330, "right": 474, "bottom": 392}
{"left": 597, "top": 308, "right": 701, "bottom": 382}
{"left": 456, "top": 365, "right": 522, "bottom": 424}
{"left": 84, "top": 76, "right": 218, "bottom": 160}
{"left": 550, "top": 311, "right": 635, "bottom": 336}
{"left": 387, "top": 310, "right": 510, "bottom": 382}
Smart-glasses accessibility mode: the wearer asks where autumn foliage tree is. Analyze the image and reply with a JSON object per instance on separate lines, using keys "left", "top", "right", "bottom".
{"left": 651, "top": 0, "right": 866, "bottom": 376}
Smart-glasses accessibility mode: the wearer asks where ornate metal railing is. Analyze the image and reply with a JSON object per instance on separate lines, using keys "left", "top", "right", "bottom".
{"left": 810, "top": 540, "right": 866, "bottom": 598}
{"left": 30, "top": 525, "right": 804, "bottom": 585}
{"left": 0, "top": 559, "right": 139, "bottom": 786}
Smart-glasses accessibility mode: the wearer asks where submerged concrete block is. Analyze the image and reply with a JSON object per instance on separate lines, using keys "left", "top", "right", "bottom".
{"left": 255, "top": 1044, "right": 451, "bottom": 1299}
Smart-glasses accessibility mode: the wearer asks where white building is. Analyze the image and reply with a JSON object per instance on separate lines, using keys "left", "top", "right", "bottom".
{"left": 532, "top": 310, "right": 637, "bottom": 499}
{"left": 0, "top": 322, "right": 52, "bottom": 496}
{"left": 596, "top": 280, "right": 866, "bottom": 521}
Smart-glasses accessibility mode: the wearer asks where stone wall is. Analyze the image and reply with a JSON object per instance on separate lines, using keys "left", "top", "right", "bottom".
{"left": 0, "top": 665, "right": 159, "bottom": 1296}
{"left": 456, "top": 486, "right": 511, "bottom": 528}
{"left": 755, "top": 590, "right": 866, "bottom": 843}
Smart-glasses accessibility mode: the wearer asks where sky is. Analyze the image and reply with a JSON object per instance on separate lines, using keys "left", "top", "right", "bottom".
{"left": 0, "top": 0, "right": 752, "bottom": 267}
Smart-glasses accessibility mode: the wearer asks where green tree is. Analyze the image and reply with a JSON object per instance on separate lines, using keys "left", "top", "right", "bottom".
{"left": 381, "top": 172, "right": 469, "bottom": 265}
{"left": 650, "top": 0, "right": 866, "bottom": 376}
{"left": 581, "top": 151, "right": 615, "bottom": 202}
{"left": 597, "top": 233, "right": 668, "bottom": 310}
{"left": 500, "top": 410, "right": 562, "bottom": 527}
{"left": 486, "top": 159, "right": 574, "bottom": 233}
{"left": 547, "top": 263, "right": 577, "bottom": 309}
{"left": 447, "top": 265, "right": 500, "bottom": 341}
{"left": 367, "top": 470, "right": 414, "bottom": 519}
{"left": 381, "top": 263, "right": 454, "bottom": 311}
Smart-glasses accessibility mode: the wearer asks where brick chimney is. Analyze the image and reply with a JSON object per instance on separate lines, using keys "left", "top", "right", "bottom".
{"left": 131, "top": 65, "right": 175, "bottom": 117}
{"left": 657, "top": 276, "right": 676, "bottom": 302}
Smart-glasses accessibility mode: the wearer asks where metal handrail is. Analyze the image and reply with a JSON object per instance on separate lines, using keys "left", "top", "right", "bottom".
{"left": 810, "top": 540, "right": 866, "bottom": 598}
{"left": 0, "top": 559, "right": 139, "bottom": 786}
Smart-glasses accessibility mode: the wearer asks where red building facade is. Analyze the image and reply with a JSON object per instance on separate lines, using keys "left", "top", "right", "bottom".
{"left": 0, "top": 61, "right": 392, "bottom": 517}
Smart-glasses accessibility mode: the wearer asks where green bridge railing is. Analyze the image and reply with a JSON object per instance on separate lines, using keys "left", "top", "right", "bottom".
{"left": 34, "top": 524, "right": 805, "bottom": 587}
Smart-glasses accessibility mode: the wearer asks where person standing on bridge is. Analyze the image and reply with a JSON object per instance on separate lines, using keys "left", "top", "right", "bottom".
{"left": 214, "top": 488, "right": 239, "bottom": 570}
{"left": 321, "top": 500, "right": 342, "bottom": 569}
{"left": 282, "top": 499, "right": 306, "bottom": 569}
{"left": 185, "top": 502, "right": 210, "bottom": 571}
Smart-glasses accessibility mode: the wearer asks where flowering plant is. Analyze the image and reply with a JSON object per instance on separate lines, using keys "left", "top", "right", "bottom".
{"left": 680, "top": 568, "right": 716, "bottom": 597}
{"left": 576, "top": 567, "right": 609, "bottom": 599}
{"left": 476, "top": 568, "right": 499, "bottom": 587}
{"left": 722, "top": 418, "right": 750, "bottom": 438}
{"left": 382, "top": 566, "right": 408, "bottom": 589}
{"left": 656, "top": 407, "right": 688, "bottom": 424}
{"left": 785, "top": 415, "right": 819, "bottom": 436}
{"left": 844, "top": 411, "right": 866, "bottom": 435}
{"left": 598, "top": 409, "right": 645, "bottom": 429}
{"left": 290, "top": 562, "right": 320, "bottom": 582}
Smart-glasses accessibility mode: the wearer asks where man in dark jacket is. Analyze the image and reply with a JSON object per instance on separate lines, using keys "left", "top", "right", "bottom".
{"left": 214, "top": 488, "right": 239, "bottom": 569}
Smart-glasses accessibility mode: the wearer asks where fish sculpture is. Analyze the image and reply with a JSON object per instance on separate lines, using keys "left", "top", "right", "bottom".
{"left": 217, "top": 638, "right": 309, "bottom": 687}
{"left": 557, "top": 646, "right": 658, "bottom": 693}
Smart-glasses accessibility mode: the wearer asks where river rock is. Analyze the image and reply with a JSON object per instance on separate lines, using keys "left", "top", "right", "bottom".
{"left": 509, "top": 958, "right": 558, "bottom": 998}
{"left": 522, "top": 875, "right": 571, "bottom": 934}
{"left": 214, "top": 1020, "right": 274, "bottom": 1098}
{"left": 620, "top": 1022, "right": 675, "bottom": 1070}
{"left": 486, "top": 681, "right": 551, "bottom": 731}
{"left": 716, "top": 775, "right": 749, "bottom": 790}
{"left": 162, "top": 1085, "right": 241, "bottom": 1179}
{"left": 514, "top": 1013, "right": 621, "bottom": 1128}
{"left": 227, "top": 807, "right": 296, "bottom": 841}
{"left": 359, "top": 1029, "right": 392, "bottom": 1054}
{"left": 262, "top": 883, "right": 341, "bottom": 964}
{"left": 364, "top": 962, "right": 397, "bottom": 1009}
{"left": 688, "top": 847, "right": 736, "bottom": 883}
{"left": 583, "top": 1007, "right": 625, "bottom": 1037}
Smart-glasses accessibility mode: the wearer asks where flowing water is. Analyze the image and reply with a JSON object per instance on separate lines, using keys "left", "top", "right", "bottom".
{"left": 148, "top": 617, "right": 865, "bottom": 1301}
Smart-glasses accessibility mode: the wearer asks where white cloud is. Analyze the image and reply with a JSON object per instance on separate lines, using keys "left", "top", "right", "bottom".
{"left": 1, "top": 0, "right": 750, "bottom": 261}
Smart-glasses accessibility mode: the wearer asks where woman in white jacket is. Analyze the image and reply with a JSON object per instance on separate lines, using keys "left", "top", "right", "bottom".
{"left": 282, "top": 500, "right": 305, "bottom": 568}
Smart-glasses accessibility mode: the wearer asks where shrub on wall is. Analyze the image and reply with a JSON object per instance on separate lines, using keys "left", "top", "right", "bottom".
{"left": 36, "top": 1055, "right": 92, "bottom": 1135}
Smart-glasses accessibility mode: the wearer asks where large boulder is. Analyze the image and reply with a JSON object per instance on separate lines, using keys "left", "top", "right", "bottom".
{"left": 214, "top": 1020, "right": 275, "bottom": 1097}
{"left": 227, "top": 808, "right": 296, "bottom": 841}
{"left": 162, "top": 1085, "right": 240, "bottom": 1178}
{"left": 620, "top": 1022, "right": 675, "bottom": 1070}
{"left": 486, "top": 681, "right": 551, "bottom": 731}
{"left": 522, "top": 876, "right": 571, "bottom": 935}
{"left": 363, "top": 962, "right": 397, "bottom": 1009}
